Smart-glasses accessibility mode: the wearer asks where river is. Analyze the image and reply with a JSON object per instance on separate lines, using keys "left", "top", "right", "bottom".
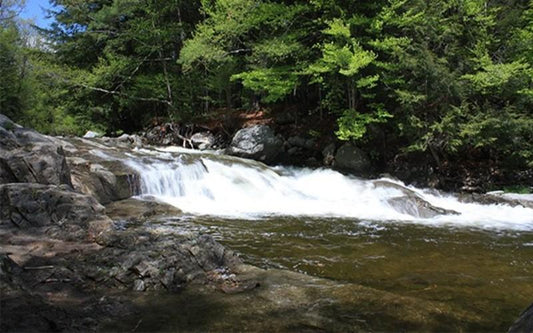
{"left": 98, "top": 145, "right": 533, "bottom": 331}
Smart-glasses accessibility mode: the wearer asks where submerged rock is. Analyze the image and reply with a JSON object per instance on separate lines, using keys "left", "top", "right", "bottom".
{"left": 228, "top": 125, "right": 283, "bottom": 163}
{"left": 105, "top": 197, "right": 182, "bottom": 222}
{"left": 509, "top": 302, "right": 533, "bottom": 333}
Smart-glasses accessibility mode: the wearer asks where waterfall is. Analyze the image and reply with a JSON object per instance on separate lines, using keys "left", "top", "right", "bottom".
{"left": 123, "top": 147, "right": 533, "bottom": 231}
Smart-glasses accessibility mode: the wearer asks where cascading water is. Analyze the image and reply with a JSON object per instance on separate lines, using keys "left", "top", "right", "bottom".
{"left": 121, "top": 147, "right": 533, "bottom": 231}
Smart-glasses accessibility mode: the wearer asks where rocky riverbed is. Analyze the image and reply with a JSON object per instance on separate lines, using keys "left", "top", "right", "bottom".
{"left": 1, "top": 114, "right": 531, "bottom": 332}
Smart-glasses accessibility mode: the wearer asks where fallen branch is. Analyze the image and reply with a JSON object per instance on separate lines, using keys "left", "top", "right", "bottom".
{"left": 24, "top": 265, "right": 54, "bottom": 270}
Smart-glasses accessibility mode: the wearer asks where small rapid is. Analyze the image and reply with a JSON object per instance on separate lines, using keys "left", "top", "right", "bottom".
{"left": 118, "top": 147, "right": 533, "bottom": 231}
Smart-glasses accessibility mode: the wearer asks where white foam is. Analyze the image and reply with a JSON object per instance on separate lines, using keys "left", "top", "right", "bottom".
{"left": 123, "top": 150, "right": 533, "bottom": 231}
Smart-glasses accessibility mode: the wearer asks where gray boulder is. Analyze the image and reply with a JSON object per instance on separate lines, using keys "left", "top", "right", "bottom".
{"left": 228, "top": 125, "right": 283, "bottom": 163}
{"left": 191, "top": 131, "right": 216, "bottom": 150}
{"left": 333, "top": 142, "right": 371, "bottom": 174}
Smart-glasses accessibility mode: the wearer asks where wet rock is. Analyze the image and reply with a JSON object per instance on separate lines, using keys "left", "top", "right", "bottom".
{"left": 386, "top": 196, "right": 457, "bottom": 218}
{"left": 228, "top": 125, "right": 283, "bottom": 163}
{"left": 509, "top": 302, "right": 533, "bottom": 333}
{"left": 69, "top": 159, "right": 139, "bottom": 204}
{"left": 459, "top": 192, "right": 533, "bottom": 209}
{"left": 0, "top": 183, "right": 112, "bottom": 241}
{"left": 117, "top": 133, "right": 143, "bottom": 148}
{"left": 105, "top": 198, "right": 182, "bottom": 222}
{"left": 191, "top": 131, "right": 216, "bottom": 150}
{"left": 374, "top": 180, "right": 459, "bottom": 218}
{"left": 333, "top": 142, "right": 371, "bottom": 175}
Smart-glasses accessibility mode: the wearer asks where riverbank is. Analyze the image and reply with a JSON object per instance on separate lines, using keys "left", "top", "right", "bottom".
{"left": 137, "top": 108, "right": 533, "bottom": 194}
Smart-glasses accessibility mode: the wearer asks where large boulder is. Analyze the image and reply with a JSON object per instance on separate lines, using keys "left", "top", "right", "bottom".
{"left": 0, "top": 115, "right": 72, "bottom": 186}
{"left": 228, "top": 125, "right": 283, "bottom": 163}
{"left": 191, "top": 131, "right": 216, "bottom": 150}
{"left": 333, "top": 142, "right": 371, "bottom": 175}
{"left": 0, "top": 183, "right": 112, "bottom": 241}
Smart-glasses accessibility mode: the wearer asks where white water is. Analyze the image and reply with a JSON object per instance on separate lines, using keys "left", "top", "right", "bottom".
{"left": 121, "top": 147, "right": 533, "bottom": 231}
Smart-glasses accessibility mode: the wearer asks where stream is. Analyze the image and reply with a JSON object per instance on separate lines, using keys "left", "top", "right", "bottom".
{"left": 98, "top": 145, "right": 533, "bottom": 331}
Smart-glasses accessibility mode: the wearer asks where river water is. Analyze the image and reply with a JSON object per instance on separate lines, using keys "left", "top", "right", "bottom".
{"left": 100, "top": 146, "right": 533, "bottom": 331}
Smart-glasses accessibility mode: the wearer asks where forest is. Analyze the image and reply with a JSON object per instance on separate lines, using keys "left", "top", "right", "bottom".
{"left": 1, "top": 0, "right": 532, "bottom": 185}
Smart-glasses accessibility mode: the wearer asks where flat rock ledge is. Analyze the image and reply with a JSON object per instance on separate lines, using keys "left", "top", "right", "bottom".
{"left": 0, "top": 198, "right": 242, "bottom": 332}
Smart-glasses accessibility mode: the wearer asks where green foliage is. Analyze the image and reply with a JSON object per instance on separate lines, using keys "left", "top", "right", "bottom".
{"left": 1, "top": 0, "right": 531, "bottom": 175}
{"left": 503, "top": 185, "right": 532, "bottom": 194}
{"left": 231, "top": 67, "right": 299, "bottom": 103}
{"left": 462, "top": 62, "right": 531, "bottom": 95}
{"left": 336, "top": 107, "right": 392, "bottom": 141}
{"left": 0, "top": 25, "right": 24, "bottom": 119}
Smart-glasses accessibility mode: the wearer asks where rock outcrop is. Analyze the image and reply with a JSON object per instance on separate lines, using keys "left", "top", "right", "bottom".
{"left": 68, "top": 157, "right": 139, "bottom": 205}
{"left": 0, "top": 115, "right": 72, "bottom": 186}
{"left": 228, "top": 125, "right": 283, "bottom": 163}
{"left": 0, "top": 114, "right": 239, "bottom": 295}
{"left": 0, "top": 183, "right": 113, "bottom": 242}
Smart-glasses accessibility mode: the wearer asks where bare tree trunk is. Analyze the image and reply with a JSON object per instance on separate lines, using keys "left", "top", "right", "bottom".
{"left": 152, "top": 18, "right": 174, "bottom": 114}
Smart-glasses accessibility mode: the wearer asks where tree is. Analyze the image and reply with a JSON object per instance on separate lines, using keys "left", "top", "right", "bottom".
{"left": 44, "top": 0, "right": 201, "bottom": 132}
